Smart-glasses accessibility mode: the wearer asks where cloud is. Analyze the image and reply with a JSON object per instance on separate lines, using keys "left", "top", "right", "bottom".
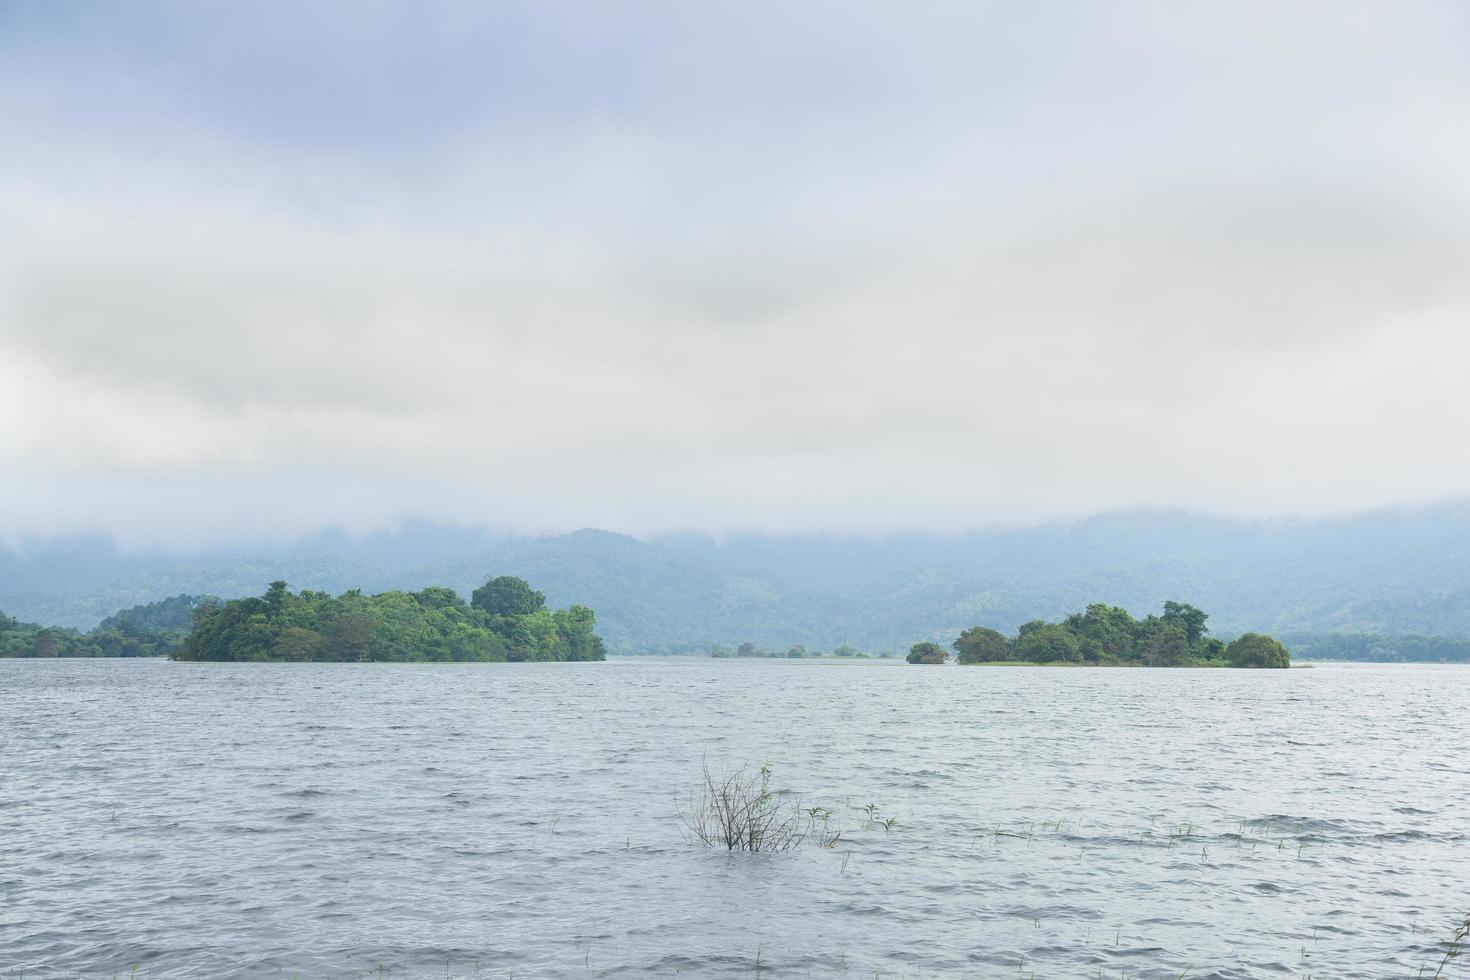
{"left": 2, "top": 1, "right": 1470, "bottom": 544}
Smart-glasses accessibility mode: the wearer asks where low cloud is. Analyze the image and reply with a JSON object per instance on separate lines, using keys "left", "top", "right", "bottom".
{"left": 3, "top": 2, "right": 1469, "bottom": 545}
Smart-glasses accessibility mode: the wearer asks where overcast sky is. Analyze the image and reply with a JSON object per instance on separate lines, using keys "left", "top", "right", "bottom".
{"left": 3, "top": 1, "right": 1470, "bottom": 547}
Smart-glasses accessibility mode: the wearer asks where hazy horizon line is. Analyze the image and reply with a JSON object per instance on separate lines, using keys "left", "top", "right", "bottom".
{"left": 5, "top": 495, "right": 1469, "bottom": 557}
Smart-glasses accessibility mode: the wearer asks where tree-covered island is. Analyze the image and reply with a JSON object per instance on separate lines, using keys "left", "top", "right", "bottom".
{"left": 942, "top": 601, "right": 1290, "bottom": 667}
{"left": 906, "top": 642, "right": 948, "bottom": 664}
{"left": 175, "top": 576, "right": 606, "bottom": 662}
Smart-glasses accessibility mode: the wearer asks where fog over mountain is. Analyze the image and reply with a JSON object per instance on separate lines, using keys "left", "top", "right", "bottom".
{"left": 5, "top": 503, "right": 1467, "bottom": 650}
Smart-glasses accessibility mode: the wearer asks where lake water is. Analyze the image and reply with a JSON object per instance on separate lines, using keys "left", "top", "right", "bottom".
{"left": 2, "top": 658, "right": 1468, "bottom": 979}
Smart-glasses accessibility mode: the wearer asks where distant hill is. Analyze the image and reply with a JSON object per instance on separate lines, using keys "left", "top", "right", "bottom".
{"left": 2, "top": 504, "right": 1469, "bottom": 652}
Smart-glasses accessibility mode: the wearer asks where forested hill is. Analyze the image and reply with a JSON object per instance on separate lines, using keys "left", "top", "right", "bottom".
{"left": 2, "top": 503, "right": 1469, "bottom": 652}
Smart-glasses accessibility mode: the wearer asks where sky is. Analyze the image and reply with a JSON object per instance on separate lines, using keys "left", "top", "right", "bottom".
{"left": 3, "top": 1, "right": 1470, "bottom": 547}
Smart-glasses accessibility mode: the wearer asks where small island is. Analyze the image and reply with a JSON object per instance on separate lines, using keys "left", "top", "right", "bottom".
{"left": 906, "top": 642, "right": 948, "bottom": 664}
{"left": 914, "top": 601, "right": 1290, "bottom": 667}
{"left": 175, "top": 576, "right": 606, "bottom": 663}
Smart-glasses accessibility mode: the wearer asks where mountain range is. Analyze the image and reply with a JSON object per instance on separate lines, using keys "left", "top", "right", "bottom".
{"left": 3, "top": 503, "right": 1468, "bottom": 652}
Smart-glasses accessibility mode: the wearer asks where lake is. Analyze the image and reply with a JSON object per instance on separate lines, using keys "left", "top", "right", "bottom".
{"left": 2, "top": 658, "right": 1467, "bottom": 979}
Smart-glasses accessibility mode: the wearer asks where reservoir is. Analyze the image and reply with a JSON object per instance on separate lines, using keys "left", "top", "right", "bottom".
{"left": 2, "top": 657, "right": 1466, "bottom": 978}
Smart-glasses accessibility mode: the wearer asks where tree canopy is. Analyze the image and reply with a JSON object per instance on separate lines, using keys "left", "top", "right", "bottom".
{"left": 1225, "top": 632, "right": 1290, "bottom": 669}
{"left": 906, "top": 641, "right": 947, "bottom": 664}
{"left": 0, "top": 613, "right": 95, "bottom": 658}
{"left": 175, "top": 577, "right": 604, "bottom": 663}
{"left": 945, "top": 601, "right": 1289, "bottom": 667}
{"left": 471, "top": 576, "right": 546, "bottom": 618}
{"left": 953, "top": 626, "right": 1009, "bottom": 664}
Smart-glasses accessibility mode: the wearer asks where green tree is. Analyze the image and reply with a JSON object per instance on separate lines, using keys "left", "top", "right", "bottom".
{"left": 1162, "top": 601, "right": 1209, "bottom": 646}
{"left": 1013, "top": 623, "right": 1083, "bottom": 663}
{"left": 325, "top": 603, "right": 379, "bottom": 662}
{"left": 907, "top": 641, "right": 947, "bottom": 664}
{"left": 1062, "top": 604, "right": 1139, "bottom": 661}
{"left": 264, "top": 580, "right": 290, "bottom": 618}
{"left": 953, "top": 626, "right": 1009, "bottom": 664}
{"left": 471, "top": 576, "right": 546, "bottom": 617}
{"left": 92, "top": 629, "right": 148, "bottom": 658}
{"left": 553, "top": 604, "right": 606, "bottom": 661}
{"left": 1226, "top": 632, "right": 1290, "bottom": 668}
{"left": 273, "top": 626, "right": 327, "bottom": 662}
{"left": 414, "top": 586, "right": 466, "bottom": 610}
{"left": 1140, "top": 624, "right": 1191, "bottom": 666}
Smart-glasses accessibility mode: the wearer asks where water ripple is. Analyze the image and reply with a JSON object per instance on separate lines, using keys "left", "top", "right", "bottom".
{"left": 1, "top": 657, "right": 1468, "bottom": 978}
